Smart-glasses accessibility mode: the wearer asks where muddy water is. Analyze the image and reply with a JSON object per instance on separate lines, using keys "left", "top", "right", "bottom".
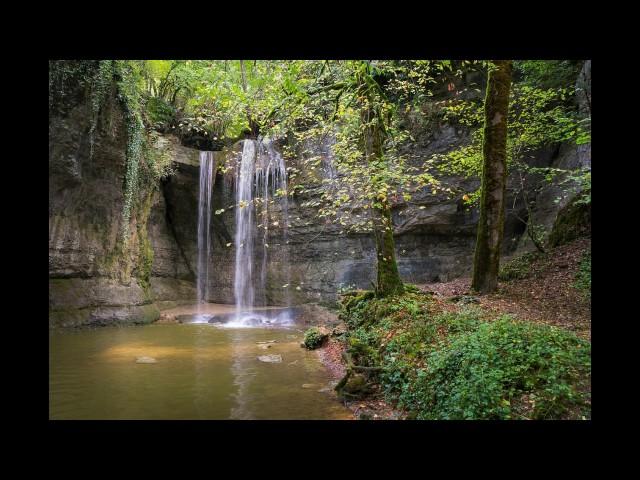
{"left": 49, "top": 323, "right": 351, "bottom": 420}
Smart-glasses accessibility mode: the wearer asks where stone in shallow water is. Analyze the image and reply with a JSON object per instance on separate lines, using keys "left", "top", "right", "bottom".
{"left": 258, "top": 344, "right": 272, "bottom": 350}
{"left": 135, "top": 356, "right": 157, "bottom": 364}
{"left": 257, "top": 354, "right": 282, "bottom": 363}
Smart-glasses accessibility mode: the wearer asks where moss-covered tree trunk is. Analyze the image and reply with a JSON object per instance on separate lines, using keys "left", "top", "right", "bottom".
{"left": 374, "top": 198, "right": 404, "bottom": 296}
{"left": 471, "top": 60, "right": 512, "bottom": 294}
{"left": 360, "top": 72, "right": 404, "bottom": 297}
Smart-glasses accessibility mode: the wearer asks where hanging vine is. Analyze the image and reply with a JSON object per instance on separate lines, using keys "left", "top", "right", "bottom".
{"left": 114, "top": 60, "right": 146, "bottom": 244}
{"left": 89, "top": 60, "right": 115, "bottom": 158}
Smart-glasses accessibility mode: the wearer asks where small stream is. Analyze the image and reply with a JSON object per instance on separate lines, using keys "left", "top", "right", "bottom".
{"left": 49, "top": 318, "right": 351, "bottom": 420}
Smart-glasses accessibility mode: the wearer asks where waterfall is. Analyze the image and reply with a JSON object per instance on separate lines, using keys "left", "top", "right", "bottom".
{"left": 233, "top": 140, "right": 256, "bottom": 316}
{"left": 230, "top": 138, "right": 292, "bottom": 327}
{"left": 197, "top": 151, "right": 216, "bottom": 312}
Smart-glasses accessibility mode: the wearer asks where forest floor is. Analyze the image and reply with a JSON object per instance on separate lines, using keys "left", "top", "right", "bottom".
{"left": 419, "top": 237, "right": 591, "bottom": 340}
{"left": 316, "top": 237, "right": 591, "bottom": 419}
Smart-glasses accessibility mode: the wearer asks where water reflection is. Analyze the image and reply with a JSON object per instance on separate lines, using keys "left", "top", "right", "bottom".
{"left": 50, "top": 323, "right": 350, "bottom": 420}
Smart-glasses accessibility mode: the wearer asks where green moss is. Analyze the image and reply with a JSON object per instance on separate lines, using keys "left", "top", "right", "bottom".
{"left": 548, "top": 197, "right": 591, "bottom": 248}
{"left": 135, "top": 192, "right": 155, "bottom": 293}
{"left": 340, "top": 290, "right": 376, "bottom": 315}
{"left": 303, "top": 327, "right": 328, "bottom": 349}
{"left": 498, "top": 251, "right": 543, "bottom": 281}
{"left": 471, "top": 61, "right": 512, "bottom": 294}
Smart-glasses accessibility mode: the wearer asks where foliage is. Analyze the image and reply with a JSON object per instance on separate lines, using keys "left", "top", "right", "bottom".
{"left": 401, "top": 318, "right": 591, "bottom": 419}
{"left": 49, "top": 60, "right": 99, "bottom": 112}
{"left": 146, "top": 96, "right": 176, "bottom": 128}
{"left": 280, "top": 60, "right": 455, "bottom": 236}
{"left": 112, "top": 60, "right": 147, "bottom": 243}
{"left": 555, "top": 168, "right": 591, "bottom": 206}
{"left": 337, "top": 283, "right": 358, "bottom": 294}
{"left": 303, "top": 327, "right": 327, "bottom": 349}
{"left": 434, "top": 60, "right": 590, "bottom": 210}
{"left": 66, "top": 60, "right": 179, "bottom": 243}
{"left": 338, "top": 292, "right": 590, "bottom": 420}
{"left": 514, "top": 60, "right": 582, "bottom": 90}
{"left": 89, "top": 60, "right": 115, "bottom": 156}
{"left": 438, "top": 84, "right": 585, "bottom": 177}
{"left": 498, "top": 251, "right": 543, "bottom": 281}
{"left": 574, "top": 250, "right": 591, "bottom": 299}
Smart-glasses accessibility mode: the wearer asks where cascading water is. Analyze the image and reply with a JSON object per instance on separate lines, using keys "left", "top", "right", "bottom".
{"left": 228, "top": 138, "right": 292, "bottom": 327}
{"left": 233, "top": 140, "right": 256, "bottom": 317}
{"left": 197, "top": 151, "right": 216, "bottom": 317}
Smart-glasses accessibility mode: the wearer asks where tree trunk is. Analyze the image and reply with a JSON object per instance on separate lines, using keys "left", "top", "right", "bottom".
{"left": 360, "top": 77, "right": 404, "bottom": 297}
{"left": 471, "top": 60, "right": 512, "bottom": 294}
{"left": 374, "top": 199, "right": 404, "bottom": 296}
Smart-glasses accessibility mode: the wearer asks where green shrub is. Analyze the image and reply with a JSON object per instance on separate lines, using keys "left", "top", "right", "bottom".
{"left": 498, "top": 252, "right": 542, "bottom": 281}
{"left": 574, "top": 250, "right": 591, "bottom": 299}
{"left": 398, "top": 317, "right": 591, "bottom": 420}
{"left": 146, "top": 96, "right": 176, "bottom": 127}
{"left": 403, "top": 283, "right": 422, "bottom": 294}
{"left": 303, "top": 327, "right": 327, "bottom": 350}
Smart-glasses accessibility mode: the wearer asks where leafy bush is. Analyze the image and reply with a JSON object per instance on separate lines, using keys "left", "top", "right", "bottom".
{"left": 146, "top": 96, "right": 176, "bottom": 128}
{"left": 303, "top": 327, "right": 327, "bottom": 350}
{"left": 574, "top": 251, "right": 591, "bottom": 299}
{"left": 514, "top": 60, "right": 581, "bottom": 90}
{"left": 339, "top": 292, "right": 590, "bottom": 420}
{"left": 398, "top": 318, "right": 591, "bottom": 419}
{"left": 498, "top": 252, "right": 542, "bottom": 281}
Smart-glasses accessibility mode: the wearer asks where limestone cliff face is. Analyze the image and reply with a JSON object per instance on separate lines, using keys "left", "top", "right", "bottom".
{"left": 49, "top": 77, "right": 197, "bottom": 327}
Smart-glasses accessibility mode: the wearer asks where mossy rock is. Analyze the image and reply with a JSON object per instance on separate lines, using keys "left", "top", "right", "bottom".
{"left": 548, "top": 198, "right": 591, "bottom": 248}
{"left": 498, "top": 252, "right": 544, "bottom": 281}
{"left": 340, "top": 290, "right": 375, "bottom": 312}
{"left": 303, "top": 327, "right": 329, "bottom": 349}
{"left": 343, "top": 374, "right": 368, "bottom": 395}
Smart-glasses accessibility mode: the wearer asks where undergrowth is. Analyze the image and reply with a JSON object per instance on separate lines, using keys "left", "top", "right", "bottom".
{"left": 574, "top": 250, "right": 591, "bottom": 299}
{"left": 339, "top": 290, "right": 591, "bottom": 420}
{"left": 498, "top": 251, "right": 543, "bottom": 281}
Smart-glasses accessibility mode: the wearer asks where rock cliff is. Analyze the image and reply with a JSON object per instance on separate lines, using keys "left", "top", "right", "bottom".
{"left": 49, "top": 64, "right": 591, "bottom": 325}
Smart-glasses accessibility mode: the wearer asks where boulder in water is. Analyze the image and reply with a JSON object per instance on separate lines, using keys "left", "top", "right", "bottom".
{"left": 135, "top": 356, "right": 157, "bottom": 364}
{"left": 257, "top": 354, "right": 282, "bottom": 363}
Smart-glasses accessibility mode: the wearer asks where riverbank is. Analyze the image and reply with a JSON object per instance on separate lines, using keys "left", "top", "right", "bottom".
{"left": 315, "top": 238, "right": 591, "bottom": 420}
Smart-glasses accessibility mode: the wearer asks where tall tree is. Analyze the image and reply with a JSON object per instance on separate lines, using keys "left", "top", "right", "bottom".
{"left": 356, "top": 62, "right": 405, "bottom": 296}
{"left": 471, "top": 60, "right": 512, "bottom": 293}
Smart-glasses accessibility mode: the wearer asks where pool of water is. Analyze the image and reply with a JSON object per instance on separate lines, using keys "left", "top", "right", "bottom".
{"left": 49, "top": 321, "right": 351, "bottom": 420}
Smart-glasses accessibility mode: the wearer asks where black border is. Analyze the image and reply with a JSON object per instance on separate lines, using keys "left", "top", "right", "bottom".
{"left": 33, "top": 24, "right": 611, "bottom": 453}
